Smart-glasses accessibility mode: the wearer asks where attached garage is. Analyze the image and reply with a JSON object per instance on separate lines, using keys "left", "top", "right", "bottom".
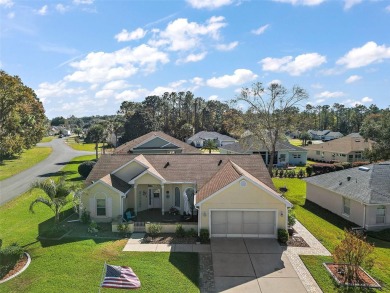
{"left": 210, "top": 210, "right": 277, "bottom": 238}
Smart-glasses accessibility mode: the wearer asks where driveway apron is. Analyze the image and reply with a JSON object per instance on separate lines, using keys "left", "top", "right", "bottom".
{"left": 211, "top": 238, "right": 307, "bottom": 293}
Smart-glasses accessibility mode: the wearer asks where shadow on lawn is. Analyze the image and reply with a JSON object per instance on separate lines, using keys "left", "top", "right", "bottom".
{"left": 38, "top": 170, "right": 76, "bottom": 178}
{"left": 37, "top": 209, "right": 118, "bottom": 248}
{"left": 169, "top": 252, "right": 199, "bottom": 287}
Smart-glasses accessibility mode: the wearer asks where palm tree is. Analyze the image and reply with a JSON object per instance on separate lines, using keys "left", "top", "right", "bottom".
{"left": 202, "top": 139, "right": 218, "bottom": 154}
{"left": 29, "top": 177, "right": 72, "bottom": 225}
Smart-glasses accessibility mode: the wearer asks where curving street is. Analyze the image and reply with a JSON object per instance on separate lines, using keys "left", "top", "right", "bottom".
{"left": 0, "top": 138, "right": 94, "bottom": 206}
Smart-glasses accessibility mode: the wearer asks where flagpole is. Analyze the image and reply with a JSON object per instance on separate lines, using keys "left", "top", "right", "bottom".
{"left": 98, "top": 261, "right": 106, "bottom": 293}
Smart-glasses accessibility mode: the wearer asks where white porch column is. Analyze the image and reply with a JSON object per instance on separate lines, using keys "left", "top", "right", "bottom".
{"left": 161, "top": 184, "right": 165, "bottom": 215}
{"left": 134, "top": 184, "right": 138, "bottom": 215}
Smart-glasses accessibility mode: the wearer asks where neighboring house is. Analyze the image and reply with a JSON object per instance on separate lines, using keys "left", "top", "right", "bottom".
{"left": 304, "top": 133, "right": 374, "bottom": 163}
{"left": 304, "top": 162, "right": 390, "bottom": 230}
{"left": 186, "top": 131, "right": 237, "bottom": 148}
{"left": 308, "top": 130, "right": 343, "bottom": 141}
{"left": 114, "top": 131, "right": 200, "bottom": 154}
{"left": 219, "top": 139, "right": 308, "bottom": 166}
{"left": 82, "top": 154, "right": 292, "bottom": 238}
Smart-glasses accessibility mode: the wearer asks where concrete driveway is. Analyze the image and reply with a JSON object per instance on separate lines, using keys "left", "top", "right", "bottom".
{"left": 211, "top": 238, "right": 307, "bottom": 293}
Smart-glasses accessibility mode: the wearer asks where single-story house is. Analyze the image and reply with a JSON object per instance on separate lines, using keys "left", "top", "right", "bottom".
{"left": 308, "top": 130, "right": 343, "bottom": 141}
{"left": 186, "top": 131, "right": 237, "bottom": 148}
{"left": 82, "top": 154, "right": 292, "bottom": 238}
{"left": 114, "top": 131, "right": 200, "bottom": 154}
{"left": 304, "top": 162, "right": 390, "bottom": 230}
{"left": 219, "top": 139, "right": 308, "bottom": 166}
{"left": 304, "top": 133, "right": 374, "bottom": 163}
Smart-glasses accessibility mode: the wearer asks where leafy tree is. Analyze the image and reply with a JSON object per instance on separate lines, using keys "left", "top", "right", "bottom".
{"left": 178, "top": 123, "right": 194, "bottom": 141}
{"left": 85, "top": 124, "right": 105, "bottom": 160}
{"left": 360, "top": 109, "right": 390, "bottom": 160}
{"left": 0, "top": 71, "right": 47, "bottom": 160}
{"left": 202, "top": 139, "right": 218, "bottom": 154}
{"left": 50, "top": 116, "right": 66, "bottom": 126}
{"left": 78, "top": 161, "right": 96, "bottom": 178}
{"left": 235, "top": 82, "right": 308, "bottom": 175}
{"left": 74, "top": 127, "right": 82, "bottom": 137}
{"left": 30, "top": 177, "right": 73, "bottom": 225}
{"left": 299, "top": 132, "right": 311, "bottom": 146}
{"left": 121, "top": 109, "right": 156, "bottom": 143}
{"left": 333, "top": 229, "right": 374, "bottom": 284}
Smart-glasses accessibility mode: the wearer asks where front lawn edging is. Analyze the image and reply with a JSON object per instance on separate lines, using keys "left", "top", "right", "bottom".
{"left": 323, "top": 262, "right": 381, "bottom": 289}
{"left": 0, "top": 252, "right": 31, "bottom": 284}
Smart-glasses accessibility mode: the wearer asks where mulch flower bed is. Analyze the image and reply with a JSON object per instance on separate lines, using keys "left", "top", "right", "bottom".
{"left": 0, "top": 254, "right": 28, "bottom": 282}
{"left": 324, "top": 263, "right": 381, "bottom": 288}
{"left": 142, "top": 233, "right": 197, "bottom": 244}
{"left": 287, "top": 235, "right": 309, "bottom": 247}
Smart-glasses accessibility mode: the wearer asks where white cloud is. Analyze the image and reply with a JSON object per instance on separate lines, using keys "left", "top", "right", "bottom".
{"left": 55, "top": 4, "right": 69, "bottom": 13}
{"left": 215, "top": 41, "right": 238, "bottom": 51}
{"left": 206, "top": 69, "right": 258, "bottom": 88}
{"left": 251, "top": 24, "right": 269, "bottom": 35}
{"left": 186, "top": 0, "right": 233, "bottom": 9}
{"left": 36, "top": 5, "right": 48, "bottom": 16}
{"left": 73, "top": 0, "right": 94, "bottom": 4}
{"left": 208, "top": 95, "right": 218, "bottom": 100}
{"left": 336, "top": 41, "right": 390, "bottom": 69}
{"left": 115, "top": 28, "right": 147, "bottom": 42}
{"left": 95, "top": 89, "right": 114, "bottom": 99}
{"left": 344, "top": 0, "right": 362, "bottom": 10}
{"left": 272, "top": 0, "right": 325, "bottom": 6}
{"left": 361, "top": 96, "right": 373, "bottom": 103}
{"left": 103, "top": 80, "right": 130, "bottom": 90}
{"left": 36, "top": 81, "right": 86, "bottom": 99}
{"left": 0, "top": 0, "right": 13, "bottom": 8}
{"left": 7, "top": 11, "right": 14, "bottom": 19}
{"left": 315, "top": 91, "right": 345, "bottom": 98}
{"left": 116, "top": 88, "right": 149, "bottom": 101}
{"left": 65, "top": 44, "right": 169, "bottom": 83}
{"left": 190, "top": 77, "right": 204, "bottom": 87}
{"left": 169, "top": 80, "right": 187, "bottom": 88}
{"left": 177, "top": 52, "right": 207, "bottom": 64}
{"left": 148, "top": 16, "right": 227, "bottom": 52}
{"left": 345, "top": 75, "right": 362, "bottom": 83}
{"left": 261, "top": 53, "right": 326, "bottom": 76}
{"left": 342, "top": 97, "right": 372, "bottom": 106}
{"left": 268, "top": 79, "right": 281, "bottom": 86}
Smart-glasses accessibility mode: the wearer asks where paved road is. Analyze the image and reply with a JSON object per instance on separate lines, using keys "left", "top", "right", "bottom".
{"left": 0, "top": 138, "right": 95, "bottom": 206}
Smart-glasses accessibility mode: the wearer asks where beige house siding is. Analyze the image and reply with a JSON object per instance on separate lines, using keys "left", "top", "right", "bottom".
{"left": 365, "top": 204, "right": 390, "bottom": 230}
{"left": 306, "top": 149, "right": 367, "bottom": 163}
{"left": 115, "top": 161, "right": 145, "bottom": 182}
{"left": 82, "top": 182, "right": 122, "bottom": 222}
{"left": 199, "top": 179, "right": 286, "bottom": 232}
{"left": 134, "top": 173, "right": 162, "bottom": 185}
{"left": 306, "top": 183, "right": 365, "bottom": 226}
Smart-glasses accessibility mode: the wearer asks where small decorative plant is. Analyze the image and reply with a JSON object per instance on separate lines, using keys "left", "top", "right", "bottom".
{"left": 175, "top": 224, "right": 186, "bottom": 238}
{"left": 81, "top": 208, "right": 91, "bottom": 224}
{"left": 148, "top": 223, "right": 162, "bottom": 239}
{"left": 88, "top": 221, "right": 99, "bottom": 233}
{"left": 117, "top": 223, "right": 130, "bottom": 237}
{"left": 288, "top": 209, "right": 296, "bottom": 227}
{"left": 200, "top": 229, "right": 210, "bottom": 244}
{"left": 278, "top": 229, "right": 289, "bottom": 244}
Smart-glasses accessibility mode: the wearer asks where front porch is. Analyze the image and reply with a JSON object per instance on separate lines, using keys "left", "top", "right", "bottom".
{"left": 135, "top": 208, "right": 198, "bottom": 223}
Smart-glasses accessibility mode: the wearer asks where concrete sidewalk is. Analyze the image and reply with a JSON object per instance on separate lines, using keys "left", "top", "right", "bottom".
{"left": 123, "top": 242, "right": 211, "bottom": 253}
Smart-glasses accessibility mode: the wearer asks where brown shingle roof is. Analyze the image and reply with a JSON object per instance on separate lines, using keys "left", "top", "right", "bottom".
{"left": 99, "top": 174, "right": 131, "bottom": 193}
{"left": 304, "top": 133, "right": 374, "bottom": 153}
{"left": 85, "top": 154, "right": 275, "bottom": 194}
{"left": 114, "top": 131, "right": 200, "bottom": 154}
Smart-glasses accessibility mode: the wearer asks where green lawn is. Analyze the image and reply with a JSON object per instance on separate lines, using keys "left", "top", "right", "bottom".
{"left": 65, "top": 136, "right": 103, "bottom": 152}
{"left": 0, "top": 147, "right": 52, "bottom": 181}
{"left": 273, "top": 178, "right": 390, "bottom": 292}
{"left": 40, "top": 136, "right": 55, "bottom": 143}
{"left": 0, "top": 155, "right": 199, "bottom": 293}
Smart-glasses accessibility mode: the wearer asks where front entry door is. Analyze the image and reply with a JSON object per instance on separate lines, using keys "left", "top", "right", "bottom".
{"left": 148, "top": 188, "right": 153, "bottom": 209}
{"left": 148, "top": 188, "right": 161, "bottom": 209}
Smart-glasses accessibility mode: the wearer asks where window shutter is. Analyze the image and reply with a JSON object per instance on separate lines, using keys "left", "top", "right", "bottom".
{"left": 89, "top": 198, "right": 96, "bottom": 217}
{"left": 106, "top": 197, "right": 112, "bottom": 218}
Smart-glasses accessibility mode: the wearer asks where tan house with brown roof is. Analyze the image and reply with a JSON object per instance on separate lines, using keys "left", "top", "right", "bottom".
{"left": 82, "top": 154, "right": 291, "bottom": 238}
{"left": 114, "top": 131, "right": 200, "bottom": 154}
{"left": 304, "top": 133, "right": 374, "bottom": 163}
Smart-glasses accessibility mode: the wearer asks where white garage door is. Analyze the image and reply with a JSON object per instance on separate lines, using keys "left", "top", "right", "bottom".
{"left": 210, "top": 210, "right": 276, "bottom": 238}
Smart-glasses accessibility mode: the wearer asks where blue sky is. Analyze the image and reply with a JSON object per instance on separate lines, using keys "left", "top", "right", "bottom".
{"left": 1, "top": 0, "right": 390, "bottom": 119}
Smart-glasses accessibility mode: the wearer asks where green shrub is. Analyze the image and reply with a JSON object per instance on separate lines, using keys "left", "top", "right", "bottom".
{"left": 0, "top": 243, "right": 23, "bottom": 279}
{"left": 0, "top": 239, "right": 2, "bottom": 249}
{"left": 80, "top": 209, "right": 91, "bottom": 224}
{"left": 88, "top": 221, "right": 99, "bottom": 233}
{"left": 148, "top": 223, "right": 162, "bottom": 238}
{"left": 341, "top": 162, "right": 352, "bottom": 169}
{"left": 200, "top": 229, "right": 209, "bottom": 244}
{"left": 288, "top": 209, "right": 296, "bottom": 227}
{"left": 78, "top": 161, "right": 96, "bottom": 178}
{"left": 297, "top": 169, "right": 305, "bottom": 178}
{"left": 278, "top": 229, "right": 289, "bottom": 243}
{"left": 186, "top": 228, "right": 198, "bottom": 238}
{"left": 117, "top": 223, "right": 131, "bottom": 236}
{"left": 306, "top": 165, "right": 313, "bottom": 177}
{"left": 175, "top": 224, "right": 186, "bottom": 238}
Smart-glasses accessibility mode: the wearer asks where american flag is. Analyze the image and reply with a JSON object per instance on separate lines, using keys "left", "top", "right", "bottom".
{"left": 101, "top": 264, "right": 141, "bottom": 290}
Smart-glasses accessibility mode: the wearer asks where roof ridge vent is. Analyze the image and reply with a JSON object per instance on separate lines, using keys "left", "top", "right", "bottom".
{"left": 358, "top": 166, "right": 370, "bottom": 171}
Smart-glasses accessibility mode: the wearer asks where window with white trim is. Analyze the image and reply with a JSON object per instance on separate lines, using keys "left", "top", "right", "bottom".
{"left": 96, "top": 199, "right": 106, "bottom": 216}
{"left": 376, "top": 206, "right": 386, "bottom": 224}
{"left": 293, "top": 154, "right": 301, "bottom": 159}
{"left": 343, "top": 197, "right": 350, "bottom": 216}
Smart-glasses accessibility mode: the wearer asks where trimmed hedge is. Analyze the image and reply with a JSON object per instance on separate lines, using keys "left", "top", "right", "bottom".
{"left": 78, "top": 161, "right": 96, "bottom": 178}
{"left": 0, "top": 243, "right": 24, "bottom": 279}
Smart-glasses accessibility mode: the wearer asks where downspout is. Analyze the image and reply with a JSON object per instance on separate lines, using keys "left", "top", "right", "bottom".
{"left": 194, "top": 194, "right": 200, "bottom": 236}
{"left": 363, "top": 204, "right": 366, "bottom": 229}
